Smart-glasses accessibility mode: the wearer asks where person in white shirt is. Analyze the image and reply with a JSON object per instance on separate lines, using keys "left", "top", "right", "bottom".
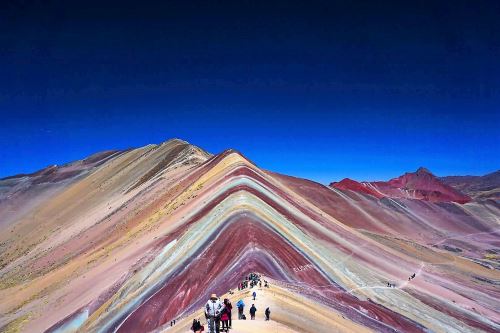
{"left": 204, "top": 293, "right": 224, "bottom": 333}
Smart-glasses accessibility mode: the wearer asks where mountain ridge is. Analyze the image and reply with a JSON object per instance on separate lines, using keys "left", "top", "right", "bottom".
{"left": 331, "top": 167, "right": 473, "bottom": 204}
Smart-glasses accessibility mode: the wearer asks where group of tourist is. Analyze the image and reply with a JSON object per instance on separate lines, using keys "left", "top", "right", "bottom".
{"left": 191, "top": 273, "right": 272, "bottom": 333}
{"left": 237, "top": 273, "right": 269, "bottom": 291}
{"left": 199, "top": 294, "right": 233, "bottom": 333}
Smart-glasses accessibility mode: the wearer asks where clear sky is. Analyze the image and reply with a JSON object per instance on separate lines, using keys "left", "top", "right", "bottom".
{"left": 1, "top": 0, "right": 499, "bottom": 183}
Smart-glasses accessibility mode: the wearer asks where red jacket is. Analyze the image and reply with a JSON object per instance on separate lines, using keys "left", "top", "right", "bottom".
{"left": 220, "top": 311, "right": 229, "bottom": 321}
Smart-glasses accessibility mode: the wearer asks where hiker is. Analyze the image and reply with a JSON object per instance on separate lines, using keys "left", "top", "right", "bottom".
{"left": 249, "top": 304, "right": 257, "bottom": 320}
{"left": 191, "top": 319, "right": 203, "bottom": 333}
{"left": 221, "top": 298, "right": 233, "bottom": 328}
{"left": 224, "top": 298, "right": 233, "bottom": 328}
{"left": 264, "top": 281, "right": 269, "bottom": 288}
{"left": 259, "top": 281, "right": 262, "bottom": 288}
{"left": 265, "top": 307, "right": 271, "bottom": 321}
{"left": 236, "top": 299, "right": 245, "bottom": 319}
{"left": 205, "top": 293, "right": 224, "bottom": 333}
{"left": 220, "top": 302, "right": 230, "bottom": 332}
{"left": 252, "top": 291, "right": 256, "bottom": 300}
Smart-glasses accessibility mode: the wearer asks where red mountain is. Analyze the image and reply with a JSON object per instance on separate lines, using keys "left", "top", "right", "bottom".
{"left": 330, "top": 178, "right": 384, "bottom": 198}
{"left": 331, "top": 167, "right": 472, "bottom": 204}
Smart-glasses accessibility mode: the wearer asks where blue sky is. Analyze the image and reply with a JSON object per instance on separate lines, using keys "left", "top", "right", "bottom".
{"left": 1, "top": 1, "right": 499, "bottom": 183}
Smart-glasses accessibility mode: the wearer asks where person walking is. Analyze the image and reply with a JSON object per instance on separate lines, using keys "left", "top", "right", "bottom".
{"left": 205, "top": 294, "right": 224, "bottom": 333}
{"left": 265, "top": 307, "right": 271, "bottom": 321}
{"left": 249, "top": 304, "right": 257, "bottom": 320}
{"left": 252, "top": 291, "right": 256, "bottom": 300}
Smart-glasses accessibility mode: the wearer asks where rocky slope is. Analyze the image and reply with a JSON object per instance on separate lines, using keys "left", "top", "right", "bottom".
{"left": 440, "top": 170, "right": 500, "bottom": 201}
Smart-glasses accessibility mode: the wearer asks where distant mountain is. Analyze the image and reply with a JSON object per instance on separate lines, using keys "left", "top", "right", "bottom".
{"left": 440, "top": 170, "right": 500, "bottom": 201}
{"left": 330, "top": 178, "right": 384, "bottom": 198}
{"left": 331, "top": 167, "right": 472, "bottom": 204}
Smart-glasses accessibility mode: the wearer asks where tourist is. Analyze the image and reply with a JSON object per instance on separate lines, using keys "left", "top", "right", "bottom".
{"left": 191, "top": 319, "right": 203, "bottom": 333}
{"left": 224, "top": 298, "right": 233, "bottom": 328}
{"left": 252, "top": 291, "right": 256, "bottom": 300}
{"left": 205, "top": 293, "right": 224, "bottom": 333}
{"left": 265, "top": 307, "right": 271, "bottom": 321}
{"left": 249, "top": 304, "right": 257, "bottom": 320}
{"left": 220, "top": 303, "right": 230, "bottom": 332}
{"left": 236, "top": 299, "right": 245, "bottom": 319}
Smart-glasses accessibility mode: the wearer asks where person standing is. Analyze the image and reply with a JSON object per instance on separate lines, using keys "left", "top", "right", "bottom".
{"left": 249, "top": 304, "right": 257, "bottom": 320}
{"left": 265, "top": 307, "right": 271, "bottom": 321}
{"left": 252, "top": 291, "right": 256, "bottom": 300}
{"left": 191, "top": 319, "right": 203, "bottom": 333}
{"left": 220, "top": 305, "right": 230, "bottom": 332}
{"left": 205, "top": 294, "right": 224, "bottom": 333}
{"left": 224, "top": 298, "right": 233, "bottom": 328}
{"left": 236, "top": 299, "right": 245, "bottom": 319}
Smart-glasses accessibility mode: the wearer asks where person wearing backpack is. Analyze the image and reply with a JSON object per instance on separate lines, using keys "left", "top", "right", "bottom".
{"left": 236, "top": 299, "right": 245, "bottom": 319}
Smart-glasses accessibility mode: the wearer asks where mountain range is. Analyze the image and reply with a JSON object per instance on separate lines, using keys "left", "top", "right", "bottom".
{"left": 0, "top": 139, "right": 499, "bottom": 333}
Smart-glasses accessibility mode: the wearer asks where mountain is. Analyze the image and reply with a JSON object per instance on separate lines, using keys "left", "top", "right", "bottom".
{"left": 331, "top": 167, "right": 472, "bottom": 204}
{"left": 440, "top": 170, "right": 500, "bottom": 201}
{"left": 329, "top": 178, "right": 385, "bottom": 199}
{"left": 0, "top": 140, "right": 499, "bottom": 333}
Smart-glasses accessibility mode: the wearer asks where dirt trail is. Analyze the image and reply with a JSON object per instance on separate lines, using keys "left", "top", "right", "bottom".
{"left": 162, "top": 278, "right": 372, "bottom": 333}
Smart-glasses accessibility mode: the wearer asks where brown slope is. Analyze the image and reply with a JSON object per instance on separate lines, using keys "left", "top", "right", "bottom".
{"left": 440, "top": 170, "right": 500, "bottom": 201}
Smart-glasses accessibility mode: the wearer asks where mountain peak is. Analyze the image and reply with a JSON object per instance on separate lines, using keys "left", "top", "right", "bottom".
{"left": 330, "top": 178, "right": 385, "bottom": 198}
{"left": 160, "top": 138, "right": 190, "bottom": 146}
{"left": 415, "top": 167, "right": 433, "bottom": 175}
